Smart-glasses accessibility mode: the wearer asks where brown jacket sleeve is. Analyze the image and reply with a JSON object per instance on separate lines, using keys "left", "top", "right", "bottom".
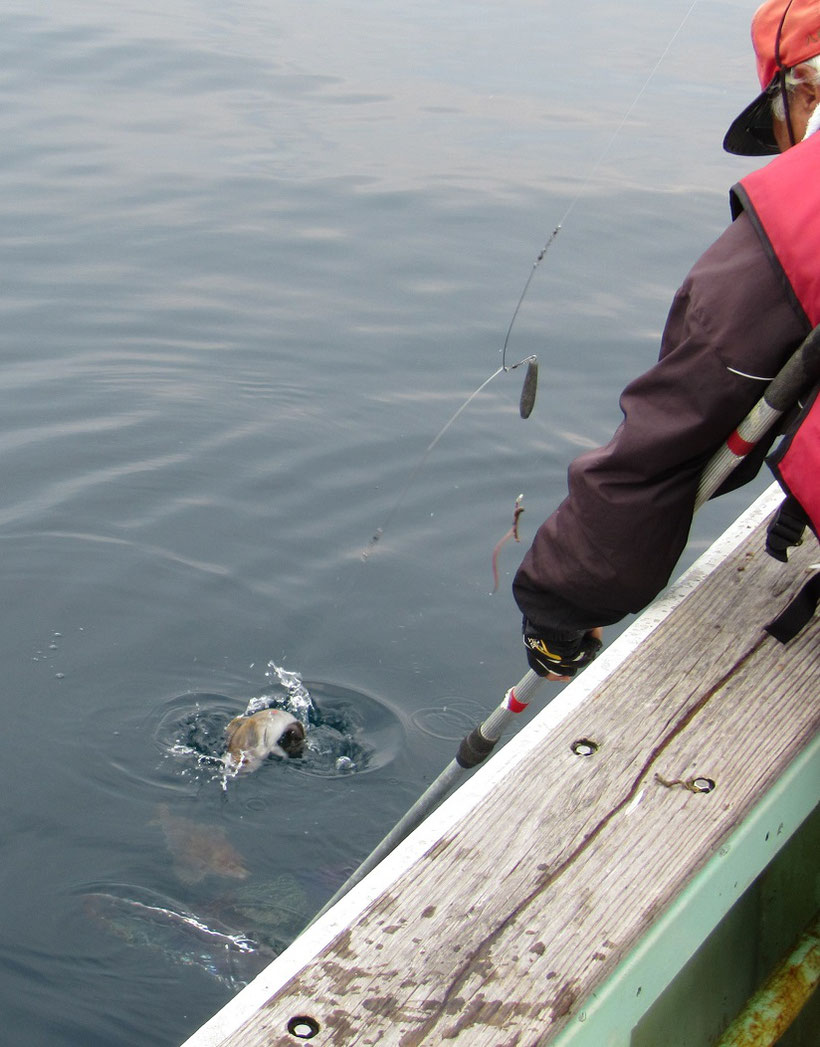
{"left": 512, "top": 212, "right": 808, "bottom": 638}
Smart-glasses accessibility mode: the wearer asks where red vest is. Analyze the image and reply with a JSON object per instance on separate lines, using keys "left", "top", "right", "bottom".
{"left": 731, "top": 137, "right": 820, "bottom": 641}
{"left": 730, "top": 133, "right": 820, "bottom": 540}
{"left": 731, "top": 129, "right": 820, "bottom": 327}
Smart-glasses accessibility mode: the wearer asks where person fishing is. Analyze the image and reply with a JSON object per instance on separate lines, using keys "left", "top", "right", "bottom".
{"left": 514, "top": 0, "right": 820, "bottom": 681}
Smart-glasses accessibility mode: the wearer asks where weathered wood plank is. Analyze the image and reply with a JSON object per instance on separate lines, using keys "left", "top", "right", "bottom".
{"left": 193, "top": 505, "right": 820, "bottom": 1047}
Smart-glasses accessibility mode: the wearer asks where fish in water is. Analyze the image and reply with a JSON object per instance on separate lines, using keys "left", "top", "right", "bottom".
{"left": 223, "top": 708, "right": 306, "bottom": 774}
{"left": 154, "top": 803, "right": 249, "bottom": 885}
{"left": 212, "top": 874, "right": 310, "bottom": 954}
{"left": 82, "top": 884, "right": 273, "bottom": 989}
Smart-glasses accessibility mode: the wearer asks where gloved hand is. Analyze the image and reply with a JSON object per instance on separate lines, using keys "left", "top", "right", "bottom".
{"left": 522, "top": 620, "right": 603, "bottom": 679}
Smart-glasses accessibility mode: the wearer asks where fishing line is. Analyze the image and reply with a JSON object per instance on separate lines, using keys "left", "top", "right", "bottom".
{"left": 365, "top": 367, "right": 503, "bottom": 555}
{"left": 500, "top": 0, "right": 700, "bottom": 370}
{"left": 365, "top": 0, "right": 700, "bottom": 556}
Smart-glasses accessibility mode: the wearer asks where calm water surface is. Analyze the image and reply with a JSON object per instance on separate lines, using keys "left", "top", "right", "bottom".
{"left": 1, "top": 2, "right": 770, "bottom": 1044}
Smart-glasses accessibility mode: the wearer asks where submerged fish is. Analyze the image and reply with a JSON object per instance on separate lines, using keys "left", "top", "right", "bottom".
{"left": 83, "top": 884, "right": 272, "bottom": 989}
{"left": 154, "top": 803, "right": 249, "bottom": 885}
{"left": 212, "top": 874, "right": 310, "bottom": 953}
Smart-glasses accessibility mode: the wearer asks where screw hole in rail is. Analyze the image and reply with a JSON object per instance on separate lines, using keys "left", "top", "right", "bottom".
{"left": 571, "top": 739, "right": 599, "bottom": 757}
{"left": 288, "top": 1016, "right": 321, "bottom": 1039}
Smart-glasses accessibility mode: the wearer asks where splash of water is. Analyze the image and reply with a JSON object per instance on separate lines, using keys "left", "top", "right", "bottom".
{"left": 160, "top": 667, "right": 377, "bottom": 786}
{"left": 260, "top": 665, "right": 361, "bottom": 774}
{"left": 256, "top": 661, "right": 316, "bottom": 724}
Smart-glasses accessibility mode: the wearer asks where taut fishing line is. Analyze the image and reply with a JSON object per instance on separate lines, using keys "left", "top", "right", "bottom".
{"left": 365, "top": 0, "right": 700, "bottom": 557}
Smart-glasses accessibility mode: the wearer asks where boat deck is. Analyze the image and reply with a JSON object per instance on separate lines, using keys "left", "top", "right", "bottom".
{"left": 182, "top": 486, "right": 820, "bottom": 1047}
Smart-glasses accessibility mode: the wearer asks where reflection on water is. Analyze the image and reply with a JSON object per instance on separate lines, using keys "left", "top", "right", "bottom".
{"left": 0, "top": 1, "right": 769, "bottom": 1044}
{"left": 81, "top": 884, "right": 271, "bottom": 991}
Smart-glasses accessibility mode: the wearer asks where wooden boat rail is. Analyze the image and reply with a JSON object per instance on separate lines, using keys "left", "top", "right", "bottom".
{"left": 182, "top": 485, "right": 820, "bottom": 1047}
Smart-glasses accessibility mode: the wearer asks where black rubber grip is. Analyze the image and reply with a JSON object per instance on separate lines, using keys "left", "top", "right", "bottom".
{"left": 456, "top": 727, "right": 497, "bottom": 769}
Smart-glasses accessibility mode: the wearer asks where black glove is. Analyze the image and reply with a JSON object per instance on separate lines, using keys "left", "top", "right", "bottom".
{"left": 522, "top": 619, "right": 602, "bottom": 678}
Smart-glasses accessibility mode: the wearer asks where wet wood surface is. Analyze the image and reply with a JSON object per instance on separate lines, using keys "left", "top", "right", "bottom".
{"left": 196, "top": 513, "right": 820, "bottom": 1046}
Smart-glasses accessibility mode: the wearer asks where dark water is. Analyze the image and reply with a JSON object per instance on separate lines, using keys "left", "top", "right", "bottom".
{"left": 0, "top": 2, "right": 772, "bottom": 1044}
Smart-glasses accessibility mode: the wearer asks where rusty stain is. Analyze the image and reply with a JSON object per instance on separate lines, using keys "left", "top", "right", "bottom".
{"left": 326, "top": 1007, "right": 357, "bottom": 1039}
{"left": 368, "top": 891, "right": 400, "bottom": 922}
{"left": 439, "top": 994, "right": 539, "bottom": 1040}
{"left": 362, "top": 996, "right": 397, "bottom": 1016}
{"left": 737, "top": 551, "right": 755, "bottom": 573}
{"left": 530, "top": 941, "right": 546, "bottom": 956}
{"left": 398, "top": 1027, "right": 426, "bottom": 1047}
{"left": 383, "top": 924, "right": 402, "bottom": 935}
{"left": 421, "top": 905, "right": 436, "bottom": 919}
{"left": 550, "top": 979, "right": 580, "bottom": 1019}
{"left": 715, "top": 919, "right": 820, "bottom": 1044}
{"left": 426, "top": 836, "right": 455, "bottom": 862}
{"left": 495, "top": 1034, "right": 522, "bottom": 1047}
{"left": 592, "top": 951, "right": 607, "bottom": 962}
{"left": 320, "top": 960, "right": 364, "bottom": 987}
{"left": 316, "top": 962, "right": 399, "bottom": 997}
{"left": 332, "top": 928, "right": 355, "bottom": 959}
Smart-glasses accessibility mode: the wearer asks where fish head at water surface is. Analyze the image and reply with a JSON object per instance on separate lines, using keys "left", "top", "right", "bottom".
{"left": 277, "top": 716, "right": 306, "bottom": 756}
{"left": 223, "top": 708, "right": 306, "bottom": 774}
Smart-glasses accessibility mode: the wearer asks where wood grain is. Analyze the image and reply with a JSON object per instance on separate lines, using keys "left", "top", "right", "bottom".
{"left": 212, "top": 522, "right": 820, "bottom": 1047}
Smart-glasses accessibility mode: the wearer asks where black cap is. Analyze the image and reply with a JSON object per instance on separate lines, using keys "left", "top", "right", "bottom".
{"left": 723, "top": 76, "right": 779, "bottom": 155}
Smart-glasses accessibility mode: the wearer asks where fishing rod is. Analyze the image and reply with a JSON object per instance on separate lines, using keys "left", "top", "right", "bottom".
{"left": 365, "top": 1, "right": 701, "bottom": 555}
{"left": 332, "top": 0, "right": 709, "bottom": 902}
{"left": 695, "top": 323, "right": 820, "bottom": 508}
{"left": 498, "top": 1, "right": 700, "bottom": 370}
{"left": 316, "top": 322, "right": 820, "bottom": 922}
{"left": 321, "top": 0, "right": 820, "bottom": 926}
